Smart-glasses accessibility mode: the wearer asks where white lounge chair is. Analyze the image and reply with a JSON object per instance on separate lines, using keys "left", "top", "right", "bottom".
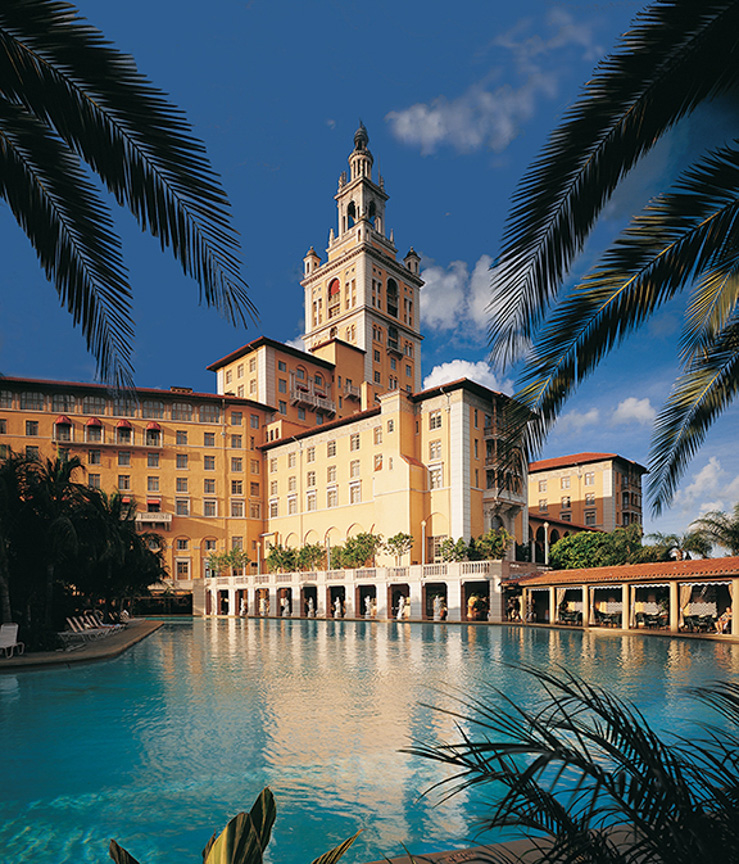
{"left": 0, "top": 623, "right": 25, "bottom": 658}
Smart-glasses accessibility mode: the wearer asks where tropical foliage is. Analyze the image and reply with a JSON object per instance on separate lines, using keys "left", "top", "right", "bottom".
{"left": 645, "top": 530, "right": 712, "bottom": 560}
{"left": 207, "top": 547, "right": 251, "bottom": 577}
{"left": 110, "top": 787, "right": 360, "bottom": 864}
{"left": 550, "top": 523, "right": 662, "bottom": 569}
{"left": 384, "top": 532, "right": 414, "bottom": 565}
{"left": 0, "top": 0, "right": 253, "bottom": 385}
{"left": 488, "top": 0, "right": 739, "bottom": 513}
{"left": 0, "top": 451, "right": 165, "bottom": 647}
{"left": 408, "top": 665, "right": 739, "bottom": 864}
{"left": 690, "top": 502, "right": 739, "bottom": 554}
{"left": 440, "top": 528, "right": 514, "bottom": 563}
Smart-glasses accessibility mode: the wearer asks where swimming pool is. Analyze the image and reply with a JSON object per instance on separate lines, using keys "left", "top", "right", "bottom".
{"left": 2, "top": 619, "right": 738, "bottom": 864}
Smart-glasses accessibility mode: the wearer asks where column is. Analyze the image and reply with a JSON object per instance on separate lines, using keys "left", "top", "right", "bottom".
{"left": 522, "top": 587, "right": 529, "bottom": 624}
{"left": 343, "top": 584, "right": 354, "bottom": 619}
{"left": 447, "top": 580, "right": 463, "bottom": 622}
{"left": 227, "top": 587, "right": 237, "bottom": 617}
{"left": 549, "top": 587, "right": 556, "bottom": 625}
{"left": 582, "top": 584, "right": 590, "bottom": 626}
{"left": 733, "top": 578, "right": 739, "bottom": 637}
{"left": 408, "top": 581, "right": 423, "bottom": 620}
{"left": 621, "top": 583, "right": 630, "bottom": 630}
{"left": 669, "top": 581, "right": 679, "bottom": 633}
{"left": 488, "top": 578, "right": 503, "bottom": 623}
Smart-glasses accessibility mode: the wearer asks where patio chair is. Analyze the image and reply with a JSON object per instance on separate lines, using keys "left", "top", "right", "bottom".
{"left": 68, "top": 616, "right": 108, "bottom": 640}
{"left": 0, "top": 623, "right": 25, "bottom": 658}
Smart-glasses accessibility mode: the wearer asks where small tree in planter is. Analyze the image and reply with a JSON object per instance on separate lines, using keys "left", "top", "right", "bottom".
{"left": 473, "top": 527, "right": 513, "bottom": 561}
{"left": 440, "top": 537, "right": 469, "bottom": 562}
{"left": 265, "top": 544, "right": 297, "bottom": 574}
{"left": 343, "top": 532, "right": 383, "bottom": 568}
{"left": 385, "top": 532, "right": 413, "bottom": 566}
{"left": 297, "top": 542, "right": 325, "bottom": 571}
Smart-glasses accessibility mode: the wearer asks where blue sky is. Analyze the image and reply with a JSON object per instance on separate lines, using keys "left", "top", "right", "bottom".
{"left": 2, "top": 0, "right": 738, "bottom": 537}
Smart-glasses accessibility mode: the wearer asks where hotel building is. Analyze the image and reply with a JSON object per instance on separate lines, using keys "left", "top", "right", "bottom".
{"left": 0, "top": 125, "right": 531, "bottom": 617}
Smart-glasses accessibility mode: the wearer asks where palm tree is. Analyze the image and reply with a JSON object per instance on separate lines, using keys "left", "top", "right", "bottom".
{"left": 645, "top": 530, "right": 712, "bottom": 560}
{"left": 690, "top": 502, "right": 739, "bottom": 554}
{"left": 0, "top": 0, "right": 254, "bottom": 386}
{"left": 408, "top": 666, "right": 739, "bottom": 863}
{"left": 0, "top": 452, "right": 26, "bottom": 622}
{"left": 489, "top": 1, "right": 739, "bottom": 513}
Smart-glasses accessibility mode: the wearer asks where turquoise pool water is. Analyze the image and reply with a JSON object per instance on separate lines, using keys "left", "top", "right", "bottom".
{"left": 2, "top": 619, "right": 738, "bottom": 864}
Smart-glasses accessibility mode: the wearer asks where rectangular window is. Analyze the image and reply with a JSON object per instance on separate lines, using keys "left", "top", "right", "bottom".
{"left": 327, "top": 465, "right": 336, "bottom": 482}
{"left": 474, "top": 439, "right": 479, "bottom": 459}
{"left": 88, "top": 474, "right": 101, "bottom": 489}
{"left": 231, "top": 457, "right": 243, "bottom": 473}
{"left": 429, "top": 440, "right": 442, "bottom": 461}
{"left": 350, "top": 459, "right": 360, "bottom": 478}
{"left": 176, "top": 477, "right": 188, "bottom": 493}
{"left": 298, "top": 407, "right": 306, "bottom": 421}
{"left": 251, "top": 460, "right": 260, "bottom": 474}
{"left": 118, "top": 475, "right": 130, "bottom": 491}
{"left": 231, "top": 480, "right": 243, "bottom": 495}
{"left": 327, "top": 488, "right": 338, "bottom": 508}
{"left": 21, "top": 391, "right": 45, "bottom": 411}
{"left": 88, "top": 449, "right": 101, "bottom": 465}
{"left": 307, "top": 471, "right": 316, "bottom": 487}
{"left": 561, "top": 513, "right": 572, "bottom": 522}
{"left": 171, "top": 402, "right": 192, "bottom": 422}
{"left": 176, "top": 453, "right": 188, "bottom": 469}
{"left": 141, "top": 400, "right": 163, "bottom": 419}
{"left": 204, "top": 432, "right": 215, "bottom": 447}
{"left": 584, "top": 472, "right": 595, "bottom": 486}
{"left": 269, "top": 499, "right": 278, "bottom": 518}
{"left": 585, "top": 492, "right": 595, "bottom": 506}
{"left": 390, "top": 357, "right": 397, "bottom": 370}
{"left": 86, "top": 424, "right": 102, "bottom": 443}
{"left": 429, "top": 465, "right": 443, "bottom": 489}
{"left": 288, "top": 496, "right": 297, "bottom": 515}
{"left": 374, "top": 427, "right": 382, "bottom": 445}
{"left": 250, "top": 414, "right": 259, "bottom": 429}
{"left": 429, "top": 410, "right": 442, "bottom": 430}
{"left": 327, "top": 440, "right": 336, "bottom": 457}
{"left": 25, "top": 445, "right": 39, "bottom": 459}
{"left": 231, "top": 499, "right": 245, "bottom": 518}
{"left": 387, "top": 419, "right": 394, "bottom": 433}
{"left": 225, "top": 370, "right": 232, "bottom": 385}
{"left": 176, "top": 430, "right": 188, "bottom": 445}
{"left": 249, "top": 502, "right": 261, "bottom": 519}
{"left": 278, "top": 401, "right": 287, "bottom": 414}
{"left": 406, "top": 365, "right": 412, "bottom": 377}
{"left": 278, "top": 379, "right": 287, "bottom": 394}
{"left": 204, "top": 455, "right": 216, "bottom": 470}
{"left": 204, "top": 499, "right": 217, "bottom": 517}
{"left": 561, "top": 476, "right": 571, "bottom": 489}
{"left": 539, "top": 499, "right": 548, "bottom": 511}
{"left": 278, "top": 360, "right": 287, "bottom": 372}
{"left": 52, "top": 394, "right": 76, "bottom": 413}
{"left": 350, "top": 433, "right": 360, "bottom": 451}
{"left": 231, "top": 435, "right": 242, "bottom": 449}
{"left": 0, "top": 391, "right": 13, "bottom": 409}
{"left": 270, "top": 458, "right": 277, "bottom": 473}
{"left": 538, "top": 479, "right": 547, "bottom": 493}
{"left": 118, "top": 451, "right": 130, "bottom": 466}
{"left": 374, "top": 454, "right": 383, "bottom": 471}
{"left": 199, "top": 404, "right": 221, "bottom": 424}
{"left": 204, "top": 478, "right": 216, "bottom": 494}
{"left": 585, "top": 511, "right": 596, "bottom": 526}
{"left": 148, "top": 453, "right": 159, "bottom": 468}
{"left": 237, "top": 364, "right": 244, "bottom": 378}
{"left": 231, "top": 411, "right": 242, "bottom": 426}
{"left": 288, "top": 452, "right": 296, "bottom": 468}
{"left": 374, "top": 371, "right": 381, "bottom": 384}
{"left": 237, "top": 386, "right": 245, "bottom": 398}
{"left": 349, "top": 482, "right": 361, "bottom": 504}
{"left": 147, "top": 476, "right": 159, "bottom": 492}
{"left": 249, "top": 358, "right": 257, "bottom": 373}
{"left": 270, "top": 480, "right": 278, "bottom": 496}
{"left": 25, "top": 420, "right": 39, "bottom": 436}
{"left": 250, "top": 481, "right": 260, "bottom": 496}
{"left": 288, "top": 475, "right": 297, "bottom": 491}
{"left": 307, "top": 446, "right": 315, "bottom": 463}
{"left": 0, "top": 419, "right": 6, "bottom": 435}
{"left": 306, "top": 491, "right": 317, "bottom": 511}
{"left": 561, "top": 496, "right": 571, "bottom": 509}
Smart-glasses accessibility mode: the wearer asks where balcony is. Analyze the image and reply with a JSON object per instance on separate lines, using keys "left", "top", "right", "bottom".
{"left": 343, "top": 382, "right": 361, "bottom": 400}
{"left": 289, "top": 375, "right": 336, "bottom": 415}
{"left": 135, "top": 512, "right": 172, "bottom": 528}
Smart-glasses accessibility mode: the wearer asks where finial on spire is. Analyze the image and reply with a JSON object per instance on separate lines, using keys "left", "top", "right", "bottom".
{"left": 354, "top": 120, "right": 369, "bottom": 151}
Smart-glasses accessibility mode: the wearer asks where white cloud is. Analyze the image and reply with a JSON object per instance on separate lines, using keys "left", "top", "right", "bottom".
{"left": 612, "top": 397, "right": 657, "bottom": 426}
{"left": 674, "top": 456, "right": 725, "bottom": 511}
{"left": 285, "top": 336, "right": 305, "bottom": 352}
{"left": 386, "top": 11, "right": 599, "bottom": 155}
{"left": 423, "top": 359, "right": 512, "bottom": 393}
{"left": 553, "top": 408, "right": 600, "bottom": 435}
{"left": 420, "top": 254, "right": 493, "bottom": 335}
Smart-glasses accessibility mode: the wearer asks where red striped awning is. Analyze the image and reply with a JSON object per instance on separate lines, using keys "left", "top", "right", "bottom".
{"left": 146, "top": 497, "right": 161, "bottom": 505}
{"left": 117, "top": 419, "right": 133, "bottom": 429}
{"left": 86, "top": 417, "right": 102, "bottom": 427}
{"left": 146, "top": 421, "right": 161, "bottom": 431}
{"left": 55, "top": 415, "right": 72, "bottom": 425}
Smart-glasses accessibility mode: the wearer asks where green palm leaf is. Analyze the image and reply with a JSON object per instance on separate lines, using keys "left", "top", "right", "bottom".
{"left": 0, "top": 0, "right": 254, "bottom": 385}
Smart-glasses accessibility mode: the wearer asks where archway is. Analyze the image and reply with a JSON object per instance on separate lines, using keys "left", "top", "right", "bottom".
{"left": 423, "top": 582, "right": 448, "bottom": 620}
{"left": 357, "top": 584, "right": 377, "bottom": 619}
{"left": 388, "top": 583, "right": 410, "bottom": 620}
{"left": 463, "top": 581, "right": 489, "bottom": 621}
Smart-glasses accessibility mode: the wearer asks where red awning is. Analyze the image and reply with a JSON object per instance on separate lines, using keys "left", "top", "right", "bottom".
{"left": 146, "top": 421, "right": 161, "bottom": 431}
{"left": 55, "top": 415, "right": 72, "bottom": 425}
{"left": 146, "top": 498, "right": 161, "bottom": 505}
{"left": 121, "top": 496, "right": 131, "bottom": 504}
{"left": 86, "top": 417, "right": 102, "bottom": 427}
{"left": 117, "top": 419, "right": 133, "bottom": 429}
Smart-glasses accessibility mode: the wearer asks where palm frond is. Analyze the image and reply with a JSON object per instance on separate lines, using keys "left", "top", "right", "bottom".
{"left": 489, "top": 0, "right": 739, "bottom": 366}
{"left": 0, "top": 0, "right": 254, "bottom": 382}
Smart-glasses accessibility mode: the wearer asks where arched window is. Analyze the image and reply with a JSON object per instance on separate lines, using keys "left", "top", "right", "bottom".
{"left": 347, "top": 201, "right": 356, "bottom": 227}
{"left": 386, "top": 279, "right": 398, "bottom": 317}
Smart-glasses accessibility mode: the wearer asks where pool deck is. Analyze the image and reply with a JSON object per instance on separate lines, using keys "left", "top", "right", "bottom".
{"left": 0, "top": 619, "right": 163, "bottom": 671}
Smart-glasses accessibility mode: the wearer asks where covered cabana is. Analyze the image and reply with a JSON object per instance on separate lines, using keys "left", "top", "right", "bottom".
{"left": 506, "top": 557, "right": 739, "bottom": 636}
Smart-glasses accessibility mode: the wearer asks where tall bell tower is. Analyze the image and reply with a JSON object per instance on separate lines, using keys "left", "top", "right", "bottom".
{"left": 302, "top": 124, "right": 423, "bottom": 402}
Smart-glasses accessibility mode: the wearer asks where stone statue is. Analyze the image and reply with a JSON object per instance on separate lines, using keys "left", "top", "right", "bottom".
{"left": 396, "top": 596, "right": 405, "bottom": 620}
{"left": 334, "top": 596, "right": 342, "bottom": 619}
{"left": 364, "top": 596, "right": 372, "bottom": 619}
{"left": 239, "top": 598, "right": 247, "bottom": 618}
{"left": 259, "top": 596, "right": 267, "bottom": 617}
{"left": 307, "top": 597, "right": 315, "bottom": 618}
{"left": 433, "top": 595, "right": 442, "bottom": 621}
{"left": 281, "top": 596, "right": 289, "bottom": 617}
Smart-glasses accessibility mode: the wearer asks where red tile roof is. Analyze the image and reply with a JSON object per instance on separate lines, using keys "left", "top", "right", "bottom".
{"left": 510, "top": 557, "right": 739, "bottom": 586}
{"left": 529, "top": 452, "right": 647, "bottom": 473}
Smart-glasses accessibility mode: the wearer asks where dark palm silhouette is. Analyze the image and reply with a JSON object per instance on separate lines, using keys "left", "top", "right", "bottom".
{"left": 0, "top": 0, "right": 254, "bottom": 386}
{"left": 489, "top": 0, "right": 739, "bottom": 513}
